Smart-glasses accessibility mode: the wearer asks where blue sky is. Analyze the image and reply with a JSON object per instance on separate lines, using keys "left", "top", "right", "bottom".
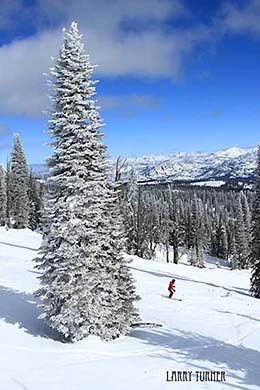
{"left": 0, "top": 0, "right": 260, "bottom": 164}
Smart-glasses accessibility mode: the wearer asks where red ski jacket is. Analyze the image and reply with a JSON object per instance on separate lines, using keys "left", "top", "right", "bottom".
{"left": 168, "top": 281, "right": 175, "bottom": 292}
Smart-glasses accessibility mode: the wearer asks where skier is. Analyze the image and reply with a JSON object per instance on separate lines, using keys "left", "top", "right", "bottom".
{"left": 168, "top": 279, "right": 175, "bottom": 298}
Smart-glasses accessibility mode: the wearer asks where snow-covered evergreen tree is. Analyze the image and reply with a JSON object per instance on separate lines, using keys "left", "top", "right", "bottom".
{"left": 250, "top": 145, "right": 260, "bottom": 298}
{"left": 228, "top": 218, "right": 238, "bottom": 269}
{"left": 215, "top": 213, "right": 228, "bottom": 260}
{"left": 35, "top": 22, "right": 138, "bottom": 341}
{"left": 5, "top": 159, "right": 11, "bottom": 227}
{"left": 9, "top": 134, "right": 30, "bottom": 228}
{"left": 28, "top": 171, "right": 41, "bottom": 231}
{"left": 0, "top": 165, "right": 7, "bottom": 226}
{"left": 189, "top": 197, "right": 205, "bottom": 268}
{"left": 124, "top": 166, "right": 139, "bottom": 255}
{"left": 241, "top": 192, "right": 251, "bottom": 267}
{"left": 230, "top": 236, "right": 239, "bottom": 269}
{"left": 168, "top": 189, "right": 182, "bottom": 264}
{"left": 122, "top": 172, "right": 161, "bottom": 259}
{"left": 159, "top": 199, "right": 170, "bottom": 262}
{"left": 235, "top": 196, "right": 249, "bottom": 269}
{"left": 107, "top": 190, "right": 140, "bottom": 333}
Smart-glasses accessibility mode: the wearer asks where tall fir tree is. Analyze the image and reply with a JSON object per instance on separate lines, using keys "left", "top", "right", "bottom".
{"left": 215, "top": 213, "right": 228, "bottom": 260}
{"left": 28, "top": 170, "right": 41, "bottom": 231}
{"left": 35, "top": 22, "right": 138, "bottom": 341}
{"left": 235, "top": 196, "right": 249, "bottom": 269}
{"left": 168, "top": 189, "right": 182, "bottom": 264}
{"left": 107, "top": 190, "right": 140, "bottom": 333}
{"left": 250, "top": 145, "right": 260, "bottom": 298}
{"left": 228, "top": 217, "right": 238, "bottom": 269}
{"left": 241, "top": 192, "right": 251, "bottom": 267}
{"left": 5, "top": 158, "right": 11, "bottom": 227}
{"left": 189, "top": 197, "right": 205, "bottom": 268}
{"left": 9, "top": 134, "right": 30, "bottom": 228}
{"left": 0, "top": 165, "right": 7, "bottom": 226}
{"left": 124, "top": 166, "right": 140, "bottom": 255}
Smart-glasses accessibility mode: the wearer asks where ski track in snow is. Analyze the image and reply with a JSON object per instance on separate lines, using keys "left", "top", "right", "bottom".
{"left": 0, "top": 228, "right": 259, "bottom": 390}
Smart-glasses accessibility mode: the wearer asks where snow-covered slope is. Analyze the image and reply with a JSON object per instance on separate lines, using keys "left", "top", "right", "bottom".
{"left": 31, "top": 146, "right": 257, "bottom": 182}
{"left": 0, "top": 228, "right": 259, "bottom": 390}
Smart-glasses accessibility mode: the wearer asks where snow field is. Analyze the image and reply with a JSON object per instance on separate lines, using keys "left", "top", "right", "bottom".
{"left": 0, "top": 228, "right": 259, "bottom": 390}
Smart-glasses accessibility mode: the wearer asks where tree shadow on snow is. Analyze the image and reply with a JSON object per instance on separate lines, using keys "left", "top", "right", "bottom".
{"left": 0, "top": 241, "right": 38, "bottom": 252}
{"left": 215, "top": 310, "right": 260, "bottom": 323}
{"left": 0, "top": 285, "right": 63, "bottom": 341}
{"left": 130, "top": 328, "right": 260, "bottom": 387}
{"left": 130, "top": 265, "right": 250, "bottom": 297}
{"left": 130, "top": 265, "right": 176, "bottom": 279}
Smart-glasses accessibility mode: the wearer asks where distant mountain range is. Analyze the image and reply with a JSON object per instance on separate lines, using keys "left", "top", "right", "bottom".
{"left": 31, "top": 146, "right": 257, "bottom": 184}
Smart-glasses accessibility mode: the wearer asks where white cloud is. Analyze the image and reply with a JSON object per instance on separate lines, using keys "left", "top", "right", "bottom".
{"left": 100, "top": 94, "right": 160, "bottom": 111}
{"left": 0, "top": 0, "right": 214, "bottom": 117}
{"left": 2, "top": 0, "right": 258, "bottom": 118}
{"left": 219, "top": 0, "right": 260, "bottom": 35}
{"left": 0, "top": 30, "right": 60, "bottom": 117}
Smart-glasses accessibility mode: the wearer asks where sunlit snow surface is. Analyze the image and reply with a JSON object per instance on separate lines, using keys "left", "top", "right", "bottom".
{"left": 0, "top": 228, "right": 259, "bottom": 390}
{"left": 190, "top": 180, "right": 226, "bottom": 187}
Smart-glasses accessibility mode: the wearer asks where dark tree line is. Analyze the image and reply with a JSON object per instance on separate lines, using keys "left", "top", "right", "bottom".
{"left": 250, "top": 146, "right": 260, "bottom": 297}
{"left": 120, "top": 168, "right": 254, "bottom": 270}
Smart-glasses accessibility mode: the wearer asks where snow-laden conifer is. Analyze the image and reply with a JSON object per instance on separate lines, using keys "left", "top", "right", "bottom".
{"left": 188, "top": 197, "right": 205, "bottom": 268}
{"left": 228, "top": 218, "right": 238, "bottom": 269}
{"left": 250, "top": 145, "right": 260, "bottom": 298}
{"left": 9, "top": 134, "right": 30, "bottom": 228}
{"left": 235, "top": 196, "right": 249, "bottom": 269}
{"left": 6, "top": 159, "right": 11, "bottom": 227}
{"left": 124, "top": 166, "right": 139, "bottom": 255}
{"left": 168, "top": 190, "right": 182, "bottom": 264}
{"left": 215, "top": 213, "right": 228, "bottom": 260}
{"left": 28, "top": 171, "right": 41, "bottom": 231}
{"left": 241, "top": 192, "right": 251, "bottom": 267}
{"left": 107, "top": 189, "right": 140, "bottom": 334}
{"left": 0, "top": 165, "right": 7, "bottom": 226}
{"left": 35, "top": 22, "right": 138, "bottom": 340}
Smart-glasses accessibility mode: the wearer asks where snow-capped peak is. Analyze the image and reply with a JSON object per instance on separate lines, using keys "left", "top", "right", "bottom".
{"left": 215, "top": 146, "right": 252, "bottom": 158}
{"left": 31, "top": 146, "right": 257, "bottom": 182}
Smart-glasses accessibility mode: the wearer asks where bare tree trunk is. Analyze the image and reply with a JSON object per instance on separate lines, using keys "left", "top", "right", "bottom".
{"left": 166, "top": 241, "right": 169, "bottom": 263}
{"left": 114, "top": 156, "right": 127, "bottom": 182}
{"left": 173, "top": 233, "right": 179, "bottom": 264}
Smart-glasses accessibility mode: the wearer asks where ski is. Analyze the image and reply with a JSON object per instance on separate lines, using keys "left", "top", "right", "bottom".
{"left": 161, "top": 294, "right": 182, "bottom": 301}
{"left": 130, "top": 322, "right": 163, "bottom": 328}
